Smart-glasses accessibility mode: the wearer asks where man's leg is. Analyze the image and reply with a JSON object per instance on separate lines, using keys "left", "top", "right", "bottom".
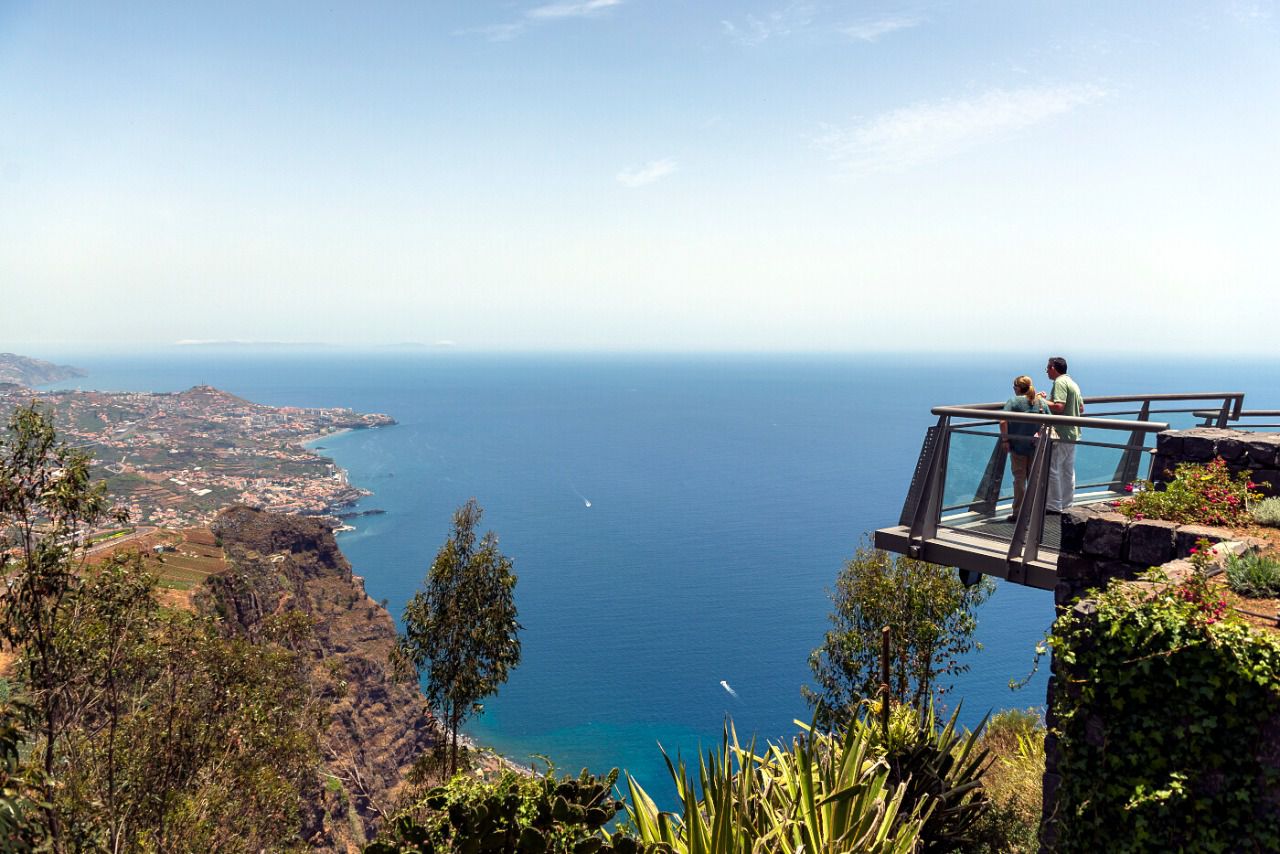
{"left": 1046, "top": 441, "right": 1064, "bottom": 512}
{"left": 1058, "top": 441, "right": 1077, "bottom": 510}
{"left": 1047, "top": 441, "right": 1077, "bottom": 512}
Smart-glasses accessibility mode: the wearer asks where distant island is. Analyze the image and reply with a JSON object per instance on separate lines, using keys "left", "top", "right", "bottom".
{"left": 0, "top": 382, "right": 395, "bottom": 529}
{"left": 0, "top": 352, "right": 86, "bottom": 386}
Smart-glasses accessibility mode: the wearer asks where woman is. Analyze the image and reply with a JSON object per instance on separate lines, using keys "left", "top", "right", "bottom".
{"left": 1000, "top": 375, "right": 1049, "bottom": 522}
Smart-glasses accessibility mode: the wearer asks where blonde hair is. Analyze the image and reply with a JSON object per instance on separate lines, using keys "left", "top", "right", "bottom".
{"left": 1013, "top": 375, "right": 1036, "bottom": 405}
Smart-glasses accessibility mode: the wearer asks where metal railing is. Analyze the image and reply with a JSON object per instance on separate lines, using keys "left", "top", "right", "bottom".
{"left": 891, "top": 393, "right": 1245, "bottom": 586}
{"left": 1195, "top": 409, "right": 1280, "bottom": 430}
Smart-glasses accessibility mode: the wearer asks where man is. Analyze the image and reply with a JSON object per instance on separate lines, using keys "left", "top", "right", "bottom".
{"left": 1040, "top": 356, "right": 1083, "bottom": 514}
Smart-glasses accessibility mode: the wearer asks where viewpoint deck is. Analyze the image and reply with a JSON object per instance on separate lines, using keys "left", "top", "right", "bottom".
{"left": 873, "top": 393, "right": 1257, "bottom": 591}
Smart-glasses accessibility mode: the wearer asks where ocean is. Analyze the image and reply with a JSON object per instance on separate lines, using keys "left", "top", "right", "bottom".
{"left": 40, "top": 349, "right": 1280, "bottom": 799}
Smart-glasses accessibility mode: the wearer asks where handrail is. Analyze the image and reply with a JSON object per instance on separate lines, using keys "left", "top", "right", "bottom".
{"left": 951, "top": 392, "right": 1245, "bottom": 411}
{"left": 1193, "top": 409, "right": 1280, "bottom": 419}
{"left": 931, "top": 406, "right": 1169, "bottom": 433}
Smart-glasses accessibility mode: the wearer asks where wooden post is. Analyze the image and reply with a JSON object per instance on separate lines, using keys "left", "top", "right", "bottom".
{"left": 880, "top": 625, "right": 891, "bottom": 742}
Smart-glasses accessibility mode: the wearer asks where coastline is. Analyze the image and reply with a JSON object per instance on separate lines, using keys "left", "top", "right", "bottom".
{"left": 301, "top": 426, "right": 356, "bottom": 447}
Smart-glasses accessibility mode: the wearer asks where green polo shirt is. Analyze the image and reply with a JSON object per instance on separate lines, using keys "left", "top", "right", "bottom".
{"left": 1051, "top": 374, "right": 1083, "bottom": 442}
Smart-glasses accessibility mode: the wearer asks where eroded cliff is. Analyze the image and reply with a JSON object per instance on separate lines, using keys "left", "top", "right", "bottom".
{"left": 203, "top": 505, "right": 438, "bottom": 850}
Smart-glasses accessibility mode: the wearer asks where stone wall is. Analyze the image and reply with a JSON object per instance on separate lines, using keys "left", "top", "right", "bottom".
{"left": 1052, "top": 505, "right": 1240, "bottom": 608}
{"left": 1151, "top": 427, "right": 1280, "bottom": 496}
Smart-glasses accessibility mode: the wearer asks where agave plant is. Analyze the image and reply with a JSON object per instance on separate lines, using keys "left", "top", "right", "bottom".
{"left": 620, "top": 718, "right": 926, "bottom": 854}
{"left": 853, "top": 702, "right": 992, "bottom": 853}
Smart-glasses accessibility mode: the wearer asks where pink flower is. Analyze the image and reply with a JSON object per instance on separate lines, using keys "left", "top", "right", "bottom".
{"left": 1189, "top": 548, "right": 1198, "bottom": 555}
{"left": 1125, "top": 484, "right": 1135, "bottom": 492}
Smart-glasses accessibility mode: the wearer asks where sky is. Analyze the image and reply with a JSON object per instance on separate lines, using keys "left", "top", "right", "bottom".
{"left": 1, "top": 1, "right": 1278, "bottom": 353}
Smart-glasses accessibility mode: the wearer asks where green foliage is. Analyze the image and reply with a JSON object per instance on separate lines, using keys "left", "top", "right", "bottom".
{"left": 0, "top": 403, "right": 125, "bottom": 786}
{"left": 0, "top": 701, "right": 50, "bottom": 852}
{"left": 1225, "top": 550, "right": 1280, "bottom": 598}
{"left": 852, "top": 703, "right": 991, "bottom": 853}
{"left": 970, "top": 709, "right": 1044, "bottom": 854}
{"left": 0, "top": 405, "right": 323, "bottom": 850}
{"left": 1048, "top": 569, "right": 1280, "bottom": 852}
{"left": 1114, "top": 457, "right": 1260, "bottom": 526}
{"left": 803, "top": 544, "right": 994, "bottom": 724}
{"left": 368, "top": 765, "right": 637, "bottom": 854}
{"left": 1252, "top": 495, "right": 1280, "bottom": 527}
{"left": 398, "top": 499, "right": 522, "bottom": 777}
{"left": 45, "top": 590, "right": 323, "bottom": 852}
{"left": 625, "top": 716, "right": 925, "bottom": 854}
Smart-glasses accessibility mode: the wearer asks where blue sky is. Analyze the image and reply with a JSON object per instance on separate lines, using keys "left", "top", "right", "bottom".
{"left": 2, "top": 1, "right": 1277, "bottom": 352}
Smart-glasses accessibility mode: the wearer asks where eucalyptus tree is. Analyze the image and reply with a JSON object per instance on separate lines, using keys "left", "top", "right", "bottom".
{"left": 804, "top": 544, "right": 995, "bottom": 725}
{"left": 397, "top": 499, "right": 521, "bottom": 776}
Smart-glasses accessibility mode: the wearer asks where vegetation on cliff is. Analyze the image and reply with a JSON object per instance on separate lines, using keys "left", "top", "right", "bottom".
{"left": 0, "top": 404, "right": 441, "bottom": 851}
{"left": 1050, "top": 564, "right": 1280, "bottom": 851}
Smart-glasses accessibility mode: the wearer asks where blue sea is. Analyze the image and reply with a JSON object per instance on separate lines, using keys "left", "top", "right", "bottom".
{"left": 41, "top": 350, "right": 1280, "bottom": 799}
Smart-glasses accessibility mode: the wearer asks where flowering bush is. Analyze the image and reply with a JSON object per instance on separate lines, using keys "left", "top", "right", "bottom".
{"left": 1177, "top": 538, "right": 1230, "bottom": 624}
{"left": 1113, "top": 458, "right": 1260, "bottom": 527}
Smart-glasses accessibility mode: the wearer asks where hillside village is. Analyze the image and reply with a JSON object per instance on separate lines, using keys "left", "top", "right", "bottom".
{"left": 0, "top": 383, "right": 394, "bottom": 529}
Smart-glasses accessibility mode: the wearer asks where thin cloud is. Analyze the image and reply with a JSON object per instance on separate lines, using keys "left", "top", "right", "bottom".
{"left": 816, "top": 84, "right": 1108, "bottom": 175}
{"left": 459, "top": 0, "right": 622, "bottom": 41}
{"left": 616, "top": 158, "right": 677, "bottom": 188}
{"left": 721, "top": 3, "right": 815, "bottom": 46}
{"left": 840, "top": 14, "right": 924, "bottom": 42}
{"left": 459, "top": 22, "right": 526, "bottom": 42}
{"left": 528, "top": 0, "right": 623, "bottom": 19}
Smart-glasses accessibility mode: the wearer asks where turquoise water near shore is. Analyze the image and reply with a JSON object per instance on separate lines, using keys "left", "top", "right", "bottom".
{"left": 42, "top": 350, "right": 1280, "bottom": 798}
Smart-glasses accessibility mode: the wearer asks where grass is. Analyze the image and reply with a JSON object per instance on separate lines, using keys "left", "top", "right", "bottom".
{"left": 971, "top": 708, "right": 1044, "bottom": 854}
{"left": 1225, "top": 551, "right": 1280, "bottom": 598}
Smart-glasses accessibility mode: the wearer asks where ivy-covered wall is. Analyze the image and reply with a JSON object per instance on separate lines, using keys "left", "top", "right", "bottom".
{"left": 1046, "top": 576, "right": 1280, "bottom": 852}
{"left": 1042, "top": 427, "right": 1280, "bottom": 852}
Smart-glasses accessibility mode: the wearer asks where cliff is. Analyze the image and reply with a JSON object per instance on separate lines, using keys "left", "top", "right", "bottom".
{"left": 203, "top": 506, "right": 439, "bottom": 851}
{"left": 0, "top": 352, "right": 86, "bottom": 386}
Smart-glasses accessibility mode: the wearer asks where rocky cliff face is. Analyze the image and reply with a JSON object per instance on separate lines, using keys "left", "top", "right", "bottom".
{"left": 205, "top": 506, "right": 438, "bottom": 851}
{"left": 0, "top": 352, "right": 86, "bottom": 386}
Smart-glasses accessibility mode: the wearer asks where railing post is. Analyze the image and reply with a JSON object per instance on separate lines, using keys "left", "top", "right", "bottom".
{"left": 1008, "top": 430, "right": 1053, "bottom": 575}
{"left": 1216, "top": 397, "right": 1231, "bottom": 428}
{"left": 1110, "top": 400, "right": 1151, "bottom": 490}
{"left": 908, "top": 415, "right": 951, "bottom": 546}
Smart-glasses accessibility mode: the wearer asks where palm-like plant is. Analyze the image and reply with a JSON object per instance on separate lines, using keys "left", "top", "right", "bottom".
{"left": 621, "top": 719, "right": 926, "bottom": 854}
{"left": 853, "top": 702, "right": 992, "bottom": 853}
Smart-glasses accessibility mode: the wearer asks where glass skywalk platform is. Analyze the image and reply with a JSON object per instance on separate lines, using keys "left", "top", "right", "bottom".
{"left": 874, "top": 393, "right": 1247, "bottom": 591}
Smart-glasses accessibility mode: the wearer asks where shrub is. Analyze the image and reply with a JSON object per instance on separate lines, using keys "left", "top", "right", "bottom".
{"left": 625, "top": 717, "right": 926, "bottom": 854}
{"left": 970, "top": 709, "right": 1044, "bottom": 854}
{"left": 852, "top": 702, "right": 992, "bottom": 853}
{"left": 1252, "top": 496, "right": 1280, "bottom": 527}
{"left": 1113, "top": 457, "right": 1260, "bottom": 527}
{"left": 1225, "top": 551, "right": 1280, "bottom": 598}
{"left": 368, "top": 765, "right": 637, "bottom": 854}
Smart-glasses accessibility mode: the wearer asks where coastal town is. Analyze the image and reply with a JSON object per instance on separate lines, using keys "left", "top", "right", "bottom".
{"left": 0, "top": 382, "right": 395, "bottom": 529}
